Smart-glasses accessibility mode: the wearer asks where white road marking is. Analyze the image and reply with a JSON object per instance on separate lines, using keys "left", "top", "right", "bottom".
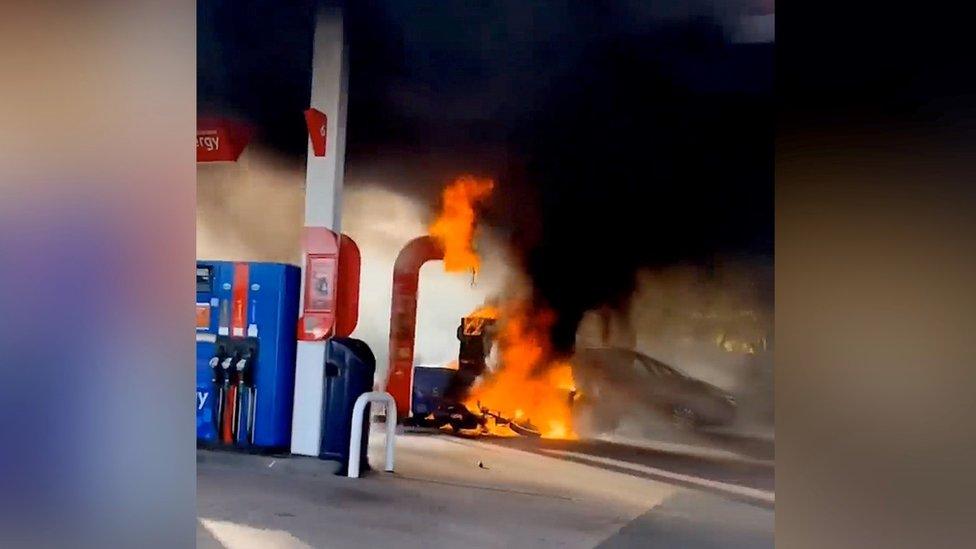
{"left": 539, "top": 449, "right": 775, "bottom": 504}
{"left": 199, "top": 518, "right": 313, "bottom": 549}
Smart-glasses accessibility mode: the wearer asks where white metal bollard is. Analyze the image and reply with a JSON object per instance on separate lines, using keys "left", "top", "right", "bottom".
{"left": 348, "top": 391, "right": 397, "bottom": 478}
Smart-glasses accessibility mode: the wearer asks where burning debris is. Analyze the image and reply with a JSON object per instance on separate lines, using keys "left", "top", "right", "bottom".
{"left": 407, "top": 304, "right": 581, "bottom": 440}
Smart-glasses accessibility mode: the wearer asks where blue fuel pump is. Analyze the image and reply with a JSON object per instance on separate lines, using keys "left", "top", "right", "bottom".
{"left": 196, "top": 261, "right": 300, "bottom": 451}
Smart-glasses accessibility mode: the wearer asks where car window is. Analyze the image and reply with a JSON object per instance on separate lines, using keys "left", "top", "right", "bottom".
{"left": 635, "top": 353, "right": 676, "bottom": 378}
{"left": 627, "top": 356, "right": 652, "bottom": 379}
{"left": 634, "top": 353, "right": 660, "bottom": 377}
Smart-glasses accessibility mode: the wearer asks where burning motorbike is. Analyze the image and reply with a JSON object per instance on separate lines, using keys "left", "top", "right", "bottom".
{"left": 405, "top": 315, "right": 549, "bottom": 437}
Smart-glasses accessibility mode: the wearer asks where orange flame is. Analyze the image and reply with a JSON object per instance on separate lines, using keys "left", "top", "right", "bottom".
{"left": 428, "top": 176, "right": 494, "bottom": 273}
{"left": 427, "top": 176, "right": 574, "bottom": 439}
{"left": 467, "top": 303, "right": 578, "bottom": 440}
{"left": 467, "top": 304, "right": 500, "bottom": 319}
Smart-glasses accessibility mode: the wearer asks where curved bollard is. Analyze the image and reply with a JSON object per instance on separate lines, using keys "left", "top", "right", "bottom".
{"left": 348, "top": 391, "right": 397, "bottom": 478}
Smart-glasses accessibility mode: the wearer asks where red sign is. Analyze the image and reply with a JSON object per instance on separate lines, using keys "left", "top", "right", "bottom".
{"left": 304, "top": 108, "right": 328, "bottom": 157}
{"left": 197, "top": 117, "right": 252, "bottom": 162}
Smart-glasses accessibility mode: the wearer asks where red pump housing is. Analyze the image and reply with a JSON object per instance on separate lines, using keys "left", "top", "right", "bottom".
{"left": 297, "top": 227, "right": 360, "bottom": 341}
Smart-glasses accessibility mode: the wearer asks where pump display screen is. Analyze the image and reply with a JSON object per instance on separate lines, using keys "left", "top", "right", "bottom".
{"left": 196, "top": 303, "right": 211, "bottom": 330}
{"left": 196, "top": 266, "right": 213, "bottom": 292}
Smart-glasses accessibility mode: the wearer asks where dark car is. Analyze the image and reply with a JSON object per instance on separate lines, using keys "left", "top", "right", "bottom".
{"left": 572, "top": 347, "right": 737, "bottom": 429}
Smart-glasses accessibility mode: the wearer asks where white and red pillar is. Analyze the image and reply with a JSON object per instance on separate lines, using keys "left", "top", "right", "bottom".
{"left": 290, "top": 7, "right": 351, "bottom": 457}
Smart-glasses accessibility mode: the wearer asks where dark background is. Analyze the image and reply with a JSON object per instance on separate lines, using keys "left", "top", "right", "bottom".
{"left": 198, "top": 0, "right": 774, "bottom": 351}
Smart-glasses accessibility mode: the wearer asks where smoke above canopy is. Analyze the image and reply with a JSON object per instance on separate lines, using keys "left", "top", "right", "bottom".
{"left": 198, "top": 1, "right": 773, "bottom": 352}
{"left": 488, "top": 26, "right": 771, "bottom": 352}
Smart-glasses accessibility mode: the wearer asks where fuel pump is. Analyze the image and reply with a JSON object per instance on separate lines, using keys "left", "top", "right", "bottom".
{"left": 196, "top": 260, "right": 301, "bottom": 452}
{"left": 450, "top": 316, "right": 496, "bottom": 401}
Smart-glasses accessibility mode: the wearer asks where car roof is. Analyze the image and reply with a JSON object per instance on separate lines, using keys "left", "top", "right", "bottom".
{"left": 576, "top": 346, "right": 689, "bottom": 378}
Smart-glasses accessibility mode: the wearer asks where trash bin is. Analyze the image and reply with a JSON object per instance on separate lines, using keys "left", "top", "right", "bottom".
{"left": 319, "top": 337, "right": 375, "bottom": 474}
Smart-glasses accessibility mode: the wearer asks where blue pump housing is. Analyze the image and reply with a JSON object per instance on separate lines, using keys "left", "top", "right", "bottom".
{"left": 196, "top": 261, "right": 300, "bottom": 450}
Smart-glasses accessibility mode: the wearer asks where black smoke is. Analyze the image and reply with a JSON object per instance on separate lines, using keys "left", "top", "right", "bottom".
{"left": 198, "top": 1, "right": 773, "bottom": 353}
{"left": 510, "top": 25, "right": 773, "bottom": 351}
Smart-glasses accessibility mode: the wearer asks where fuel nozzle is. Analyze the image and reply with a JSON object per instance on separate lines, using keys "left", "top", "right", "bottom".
{"left": 233, "top": 349, "right": 256, "bottom": 447}
{"left": 235, "top": 351, "right": 251, "bottom": 386}
{"left": 209, "top": 347, "right": 226, "bottom": 383}
{"left": 221, "top": 354, "right": 235, "bottom": 384}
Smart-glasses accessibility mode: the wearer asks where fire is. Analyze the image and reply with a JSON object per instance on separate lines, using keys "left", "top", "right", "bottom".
{"left": 467, "top": 303, "right": 578, "bottom": 440}
{"left": 467, "top": 304, "right": 500, "bottom": 319}
{"left": 428, "top": 175, "right": 494, "bottom": 273}
{"left": 426, "top": 175, "right": 575, "bottom": 439}
{"left": 548, "top": 362, "right": 576, "bottom": 392}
